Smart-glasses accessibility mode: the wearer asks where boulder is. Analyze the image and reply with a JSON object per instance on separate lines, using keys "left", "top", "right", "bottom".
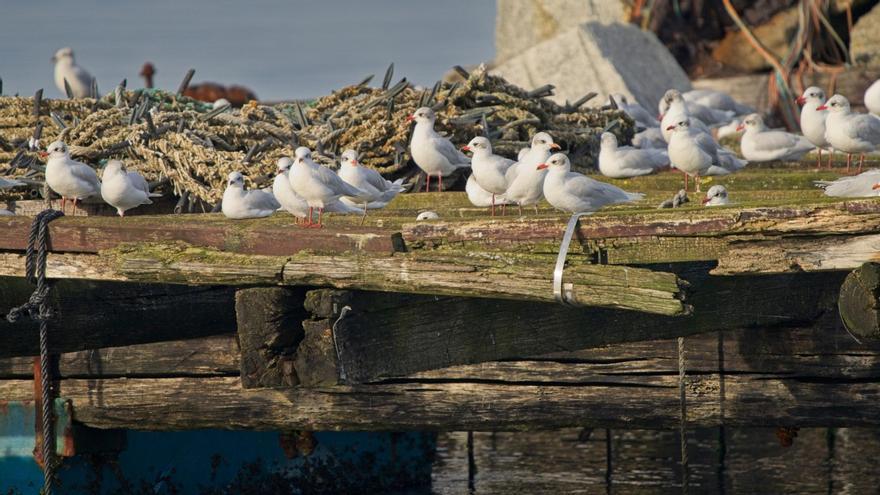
{"left": 711, "top": 7, "right": 800, "bottom": 72}
{"left": 495, "top": 0, "right": 627, "bottom": 64}
{"left": 491, "top": 21, "right": 691, "bottom": 112}
{"left": 851, "top": 2, "right": 880, "bottom": 68}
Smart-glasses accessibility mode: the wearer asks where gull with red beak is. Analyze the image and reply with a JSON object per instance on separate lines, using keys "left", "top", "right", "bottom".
{"left": 666, "top": 119, "right": 746, "bottom": 192}
{"left": 702, "top": 185, "right": 730, "bottom": 206}
{"left": 275, "top": 156, "right": 362, "bottom": 223}
{"left": 288, "top": 146, "right": 369, "bottom": 227}
{"left": 52, "top": 47, "right": 95, "bottom": 98}
{"left": 504, "top": 132, "right": 560, "bottom": 215}
{"left": 408, "top": 107, "right": 470, "bottom": 192}
{"left": 540, "top": 153, "right": 643, "bottom": 214}
{"left": 738, "top": 113, "right": 813, "bottom": 162}
{"left": 796, "top": 87, "right": 832, "bottom": 167}
{"left": 42, "top": 140, "right": 101, "bottom": 214}
{"left": 821, "top": 94, "right": 880, "bottom": 173}
{"left": 462, "top": 136, "right": 515, "bottom": 215}
{"left": 815, "top": 169, "right": 880, "bottom": 197}
{"left": 337, "top": 149, "right": 406, "bottom": 210}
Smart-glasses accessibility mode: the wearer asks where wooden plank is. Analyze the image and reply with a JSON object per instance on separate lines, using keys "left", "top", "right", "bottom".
{"left": 0, "top": 277, "right": 237, "bottom": 358}
{"left": 837, "top": 262, "right": 880, "bottom": 341}
{"left": 0, "top": 215, "right": 401, "bottom": 256}
{"left": 715, "top": 234, "right": 880, "bottom": 275}
{"left": 311, "top": 266, "right": 844, "bottom": 382}
{"left": 0, "top": 335, "right": 240, "bottom": 378}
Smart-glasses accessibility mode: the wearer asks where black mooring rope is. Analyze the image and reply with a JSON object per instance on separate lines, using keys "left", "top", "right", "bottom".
{"left": 6, "top": 209, "right": 64, "bottom": 494}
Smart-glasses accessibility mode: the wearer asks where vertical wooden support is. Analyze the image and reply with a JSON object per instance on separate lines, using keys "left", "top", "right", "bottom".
{"left": 235, "top": 287, "right": 308, "bottom": 388}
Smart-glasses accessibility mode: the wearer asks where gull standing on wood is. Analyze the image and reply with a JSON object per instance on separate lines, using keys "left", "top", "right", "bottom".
{"left": 666, "top": 119, "right": 747, "bottom": 192}
{"left": 821, "top": 94, "right": 880, "bottom": 172}
{"left": 41, "top": 140, "right": 101, "bottom": 213}
{"left": 408, "top": 107, "right": 470, "bottom": 192}
{"left": 540, "top": 153, "right": 643, "bottom": 213}
{"left": 738, "top": 113, "right": 814, "bottom": 162}
{"left": 598, "top": 132, "right": 668, "bottom": 178}
{"left": 462, "top": 136, "right": 515, "bottom": 215}
{"left": 100, "top": 160, "right": 161, "bottom": 216}
{"left": 504, "top": 132, "right": 560, "bottom": 215}
{"left": 288, "top": 147, "right": 368, "bottom": 227}
{"left": 702, "top": 185, "right": 730, "bottom": 206}
{"left": 52, "top": 47, "right": 94, "bottom": 98}
{"left": 222, "top": 171, "right": 279, "bottom": 219}
{"left": 337, "top": 149, "right": 405, "bottom": 210}
{"left": 865, "top": 80, "right": 880, "bottom": 116}
{"left": 466, "top": 174, "right": 510, "bottom": 209}
{"left": 797, "top": 87, "right": 832, "bottom": 167}
{"left": 275, "top": 157, "right": 362, "bottom": 222}
{"left": 815, "top": 169, "right": 880, "bottom": 197}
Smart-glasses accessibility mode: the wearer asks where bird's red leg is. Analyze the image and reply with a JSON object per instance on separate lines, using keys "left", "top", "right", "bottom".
{"left": 695, "top": 174, "right": 701, "bottom": 192}
{"left": 424, "top": 174, "right": 430, "bottom": 193}
{"left": 817, "top": 148, "right": 822, "bottom": 168}
{"left": 859, "top": 153, "right": 865, "bottom": 173}
{"left": 684, "top": 173, "right": 689, "bottom": 192}
{"left": 316, "top": 207, "right": 324, "bottom": 228}
{"left": 303, "top": 207, "right": 313, "bottom": 227}
{"left": 501, "top": 203, "right": 506, "bottom": 216}
{"left": 846, "top": 153, "right": 852, "bottom": 172}
{"left": 71, "top": 198, "right": 77, "bottom": 215}
{"left": 439, "top": 175, "right": 443, "bottom": 192}
{"left": 491, "top": 194, "right": 496, "bottom": 217}
{"left": 60, "top": 198, "right": 66, "bottom": 213}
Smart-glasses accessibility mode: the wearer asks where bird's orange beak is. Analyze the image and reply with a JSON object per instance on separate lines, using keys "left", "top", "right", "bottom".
{"left": 38, "top": 152, "right": 48, "bottom": 159}
{"left": 536, "top": 163, "right": 548, "bottom": 170}
{"left": 406, "top": 115, "right": 414, "bottom": 122}
{"left": 701, "top": 196, "right": 711, "bottom": 204}
{"left": 735, "top": 123, "right": 745, "bottom": 132}
{"left": 461, "top": 145, "right": 471, "bottom": 152}
{"left": 816, "top": 104, "right": 828, "bottom": 111}
{"left": 549, "top": 143, "right": 560, "bottom": 150}
{"left": 795, "top": 96, "right": 806, "bottom": 105}
{"left": 872, "top": 183, "right": 880, "bottom": 190}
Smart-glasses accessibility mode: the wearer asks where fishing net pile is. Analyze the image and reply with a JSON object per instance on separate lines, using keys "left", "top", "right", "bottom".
{"left": 0, "top": 65, "right": 634, "bottom": 204}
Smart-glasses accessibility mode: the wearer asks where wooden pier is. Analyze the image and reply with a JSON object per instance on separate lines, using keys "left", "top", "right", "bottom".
{"left": 2, "top": 165, "right": 880, "bottom": 432}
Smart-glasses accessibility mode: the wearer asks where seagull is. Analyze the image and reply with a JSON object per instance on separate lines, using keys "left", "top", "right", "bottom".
{"left": 737, "top": 113, "right": 814, "bottom": 162}
{"left": 666, "top": 119, "right": 747, "bottom": 192}
{"left": 796, "top": 87, "right": 831, "bottom": 168}
{"left": 815, "top": 169, "right": 880, "bottom": 197}
{"left": 702, "top": 185, "right": 730, "bottom": 206}
{"left": 504, "top": 132, "right": 560, "bottom": 215}
{"left": 222, "top": 171, "right": 279, "bottom": 219}
{"left": 632, "top": 127, "right": 666, "bottom": 149}
{"left": 598, "top": 132, "right": 668, "bottom": 178}
{"left": 273, "top": 157, "right": 310, "bottom": 222}
{"left": 540, "top": 153, "right": 643, "bottom": 213}
{"left": 866, "top": 79, "right": 880, "bottom": 116}
{"left": 337, "top": 149, "right": 405, "bottom": 210}
{"left": 0, "top": 209, "right": 13, "bottom": 216}
{"left": 466, "top": 174, "right": 511, "bottom": 208}
{"left": 683, "top": 89, "right": 753, "bottom": 115}
{"left": 40, "top": 140, "right": 101, "bottom": 214}
{"left": 609, "top": 93, "right": 659, "bottom": 129}
{"left": 289, "top": 146, "right": 368, "bottom": 227}
{"left": 100, "top": 160, "right": 161, "bottom": 216}
{"left": 408, "top": 106, "right": 470, "bottom": 192}
{"left": 659, "top": 90, "right": 715, "bottom": 142}
{"left": 462, "top": 136, "right": 515, "bottom": 215}
{"left": 659, "top": 89, "right": 735, "bottom": 128}
{"left": 820, "top": 94, "right": 880, "bottom": 172}
{"left": 52, "top": 47, "right": 94, "bottom": 98}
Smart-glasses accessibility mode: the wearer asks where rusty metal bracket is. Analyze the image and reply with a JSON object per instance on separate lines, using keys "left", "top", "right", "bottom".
{"left": 553, "top": 212, "right": 592, "bottom": 305}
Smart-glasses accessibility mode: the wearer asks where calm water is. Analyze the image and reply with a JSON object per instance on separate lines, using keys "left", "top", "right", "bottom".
{"left": 0, "top": 1, "right": 496, "bottom": 101}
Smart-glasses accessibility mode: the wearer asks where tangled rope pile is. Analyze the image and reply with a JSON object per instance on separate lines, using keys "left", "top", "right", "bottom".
{"left": 0, "top": 66, "right": 633, "bottom": 205}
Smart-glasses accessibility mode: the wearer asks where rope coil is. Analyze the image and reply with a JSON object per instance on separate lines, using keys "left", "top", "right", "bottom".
{"left": 5, "top": 208, "right": 65, "bottom": 495}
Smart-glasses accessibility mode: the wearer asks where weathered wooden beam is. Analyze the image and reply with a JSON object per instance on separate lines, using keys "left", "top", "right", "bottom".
{"left": 235, "top": 287, "right": 307, "bottom": 388}
{"left": 0, "top": 335, "right": 240, "bottom": 378}
{"left": 0, "top": 277, "right": 237, "bottom": 358}
{"left": 304, "top": 266, "right": 844, "bottom": 382}
{"left": 0, "top": 246, "right": 688, "bottom": 315}
{"left": 0, "top": 215, "right": 401, "bottom": 255}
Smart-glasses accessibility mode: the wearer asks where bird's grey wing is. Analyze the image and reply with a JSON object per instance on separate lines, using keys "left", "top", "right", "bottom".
{"left": 127, "top": 172, "right": 150, "bottom": 194}
{"left": 432, "top": 136, "right": 471, "bottom": 166}
{"left": 315, "top": 165, "right": 365, "bottom": 197}
{"left": 249, "top": 189, "right": 281, "bottom": 210}
{"left": 70, "top": 163, "right": 101, "bottom": 189}
{"left": 751, "top": 131, "right": 803, "bottom": 152}
{"left": 364, "top": 169, "right": 393, "bottom": 192}
{"left": 0, "top": 177, "right": 26, "bottom": 189}
{"left": 853, "top": 115, "right": 880, "bottom": 143}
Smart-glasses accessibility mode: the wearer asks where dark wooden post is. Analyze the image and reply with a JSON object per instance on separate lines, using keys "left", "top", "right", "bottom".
{"left": 235, "top": 287, "right": 308, "bottom": 388}
{"left": 838, "top": 262, "right": 880, "bottom": 340}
